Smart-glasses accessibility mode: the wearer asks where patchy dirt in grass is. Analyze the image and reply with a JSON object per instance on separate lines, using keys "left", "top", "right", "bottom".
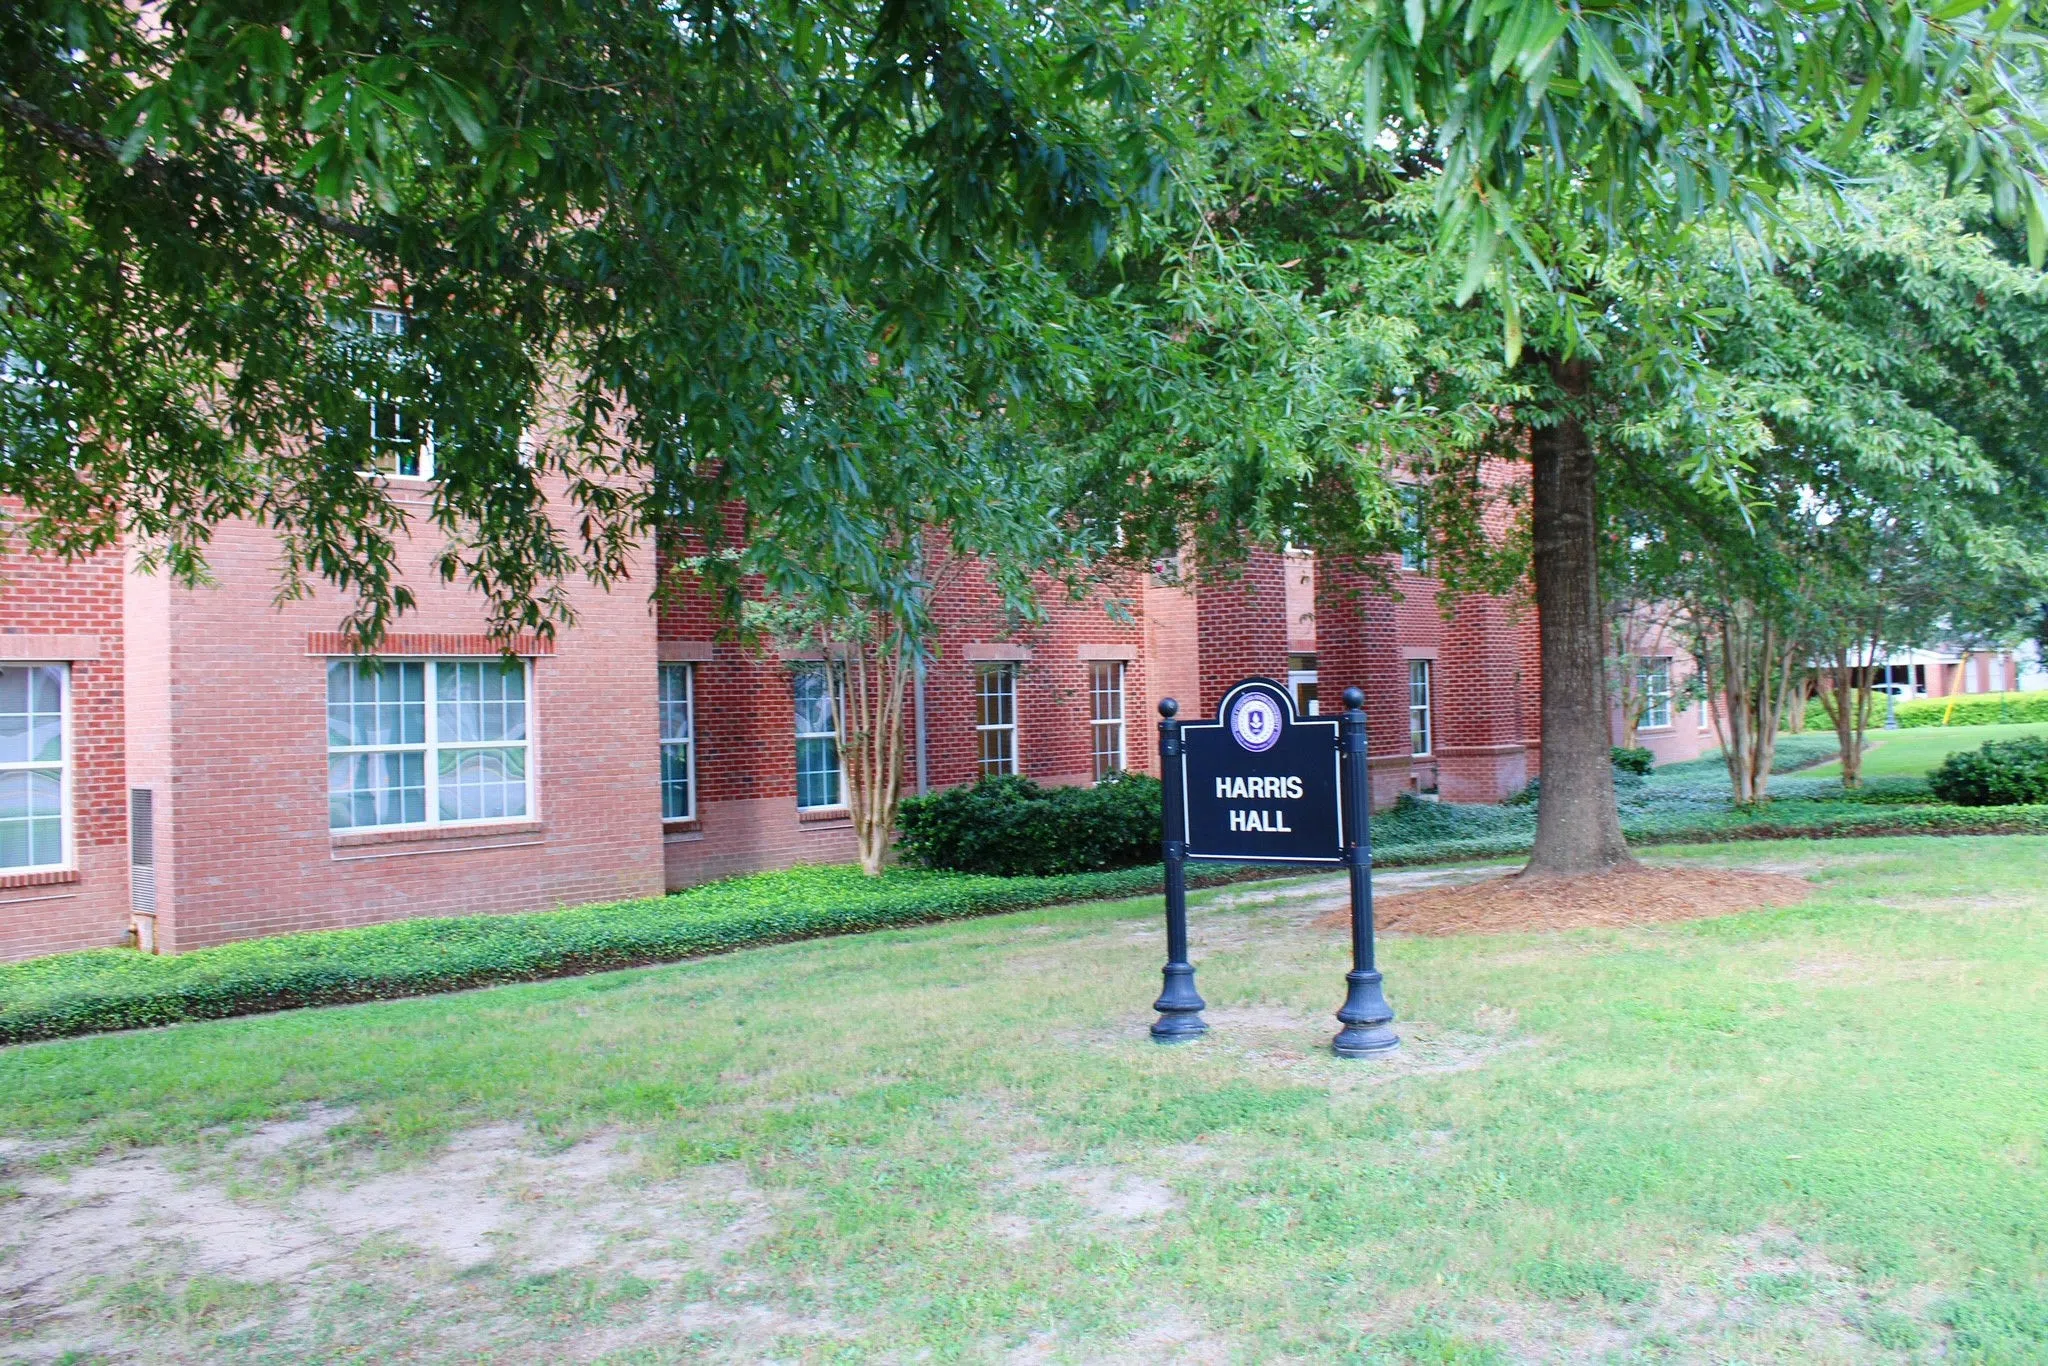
{"left": 1069, "top": 1000, "right": 1536, "bottom": 1092}
{"left": 1313, "top": 864, "right": 1814, "bottom": 937}
{"left": 1002, "top": 1153, "right": 1181, "bottom": 1225}
{"left": 1004, "top": 1302, "right": 1230, "bottom": 1365}
{"left": 0, "top": 1111, "right": 813, "bottom": 1363}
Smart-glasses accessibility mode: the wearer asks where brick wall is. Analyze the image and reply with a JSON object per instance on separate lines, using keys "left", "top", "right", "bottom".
{"left": 136, "top": 497, "right": 665, "bottom": 953}
{"left": 2, "top": 465, "right": 1562, "bottom": 957}
{"left": 653, "top": 547, "right": 1151, "bottom": 891}
{"left": 924, "top": 562, "right": 1150, "bottom": 791}
{"left": 1314, "top": 459, "right": 1540, "bottom": 808}
{"left": 1316, "top": 556, "right": 1422, "bottom": 807}
{"left": 1195, "top": 548, "right": 1292, "bottom": 716}
{"left": 1283, "top": 551, "right": 1317, "bottom": 654}
{"left": 1141, "top": 574, "right": 1200, "bottom": 760}
{"left": 0, "top": 533, "right": 129, "bottom": 959}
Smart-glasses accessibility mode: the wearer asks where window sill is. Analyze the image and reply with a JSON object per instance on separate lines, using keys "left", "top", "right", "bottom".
{"left": 662, "top": 818, "right": 702, "bottom": 834}
{"left": 798, "top": 806, "right": 851, "bottom": 825}
{"left": 331, "top": 820, "right": 544, "bottom": 849}
{"left": 0, "top": 869, "right": 79, "bottom": 890}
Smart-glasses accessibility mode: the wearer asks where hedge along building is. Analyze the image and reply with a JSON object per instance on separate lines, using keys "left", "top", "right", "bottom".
{"left": 0, "top": 474, "right": 1545, "bottom": 961}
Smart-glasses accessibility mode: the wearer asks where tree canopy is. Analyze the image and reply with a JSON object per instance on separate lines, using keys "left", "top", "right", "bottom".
{"left": 2, "top": 0, "right": 1195, "bottom": 641}
{"left": 10, "top": 0, "right": 2048, "bottom": 874}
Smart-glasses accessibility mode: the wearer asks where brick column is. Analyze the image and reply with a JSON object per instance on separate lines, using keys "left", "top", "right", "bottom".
{"left": 1435, "top": 592, "right": 1536, "bottom": 802}
{"left": 1315, "top": 557, "right": 1413, "bottom": 808}
{"left": 1194, "top": 547, "right": 1291, "bottom": 716}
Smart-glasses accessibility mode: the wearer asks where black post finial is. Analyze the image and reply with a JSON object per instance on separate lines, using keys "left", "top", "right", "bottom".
{"left": 1158, "top": 696, "right": 1179, "bottom": 719}
{"left": 1342, "top": 685, "right": 1365, "bottom": 711}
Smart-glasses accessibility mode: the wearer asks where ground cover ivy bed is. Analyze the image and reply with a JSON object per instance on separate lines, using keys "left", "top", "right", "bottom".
{"left": 0, "top": 865, "right": 1254, "bottom": 1046}
{"left": 8, "top": 733, "right": 2047, "bottom": 1045}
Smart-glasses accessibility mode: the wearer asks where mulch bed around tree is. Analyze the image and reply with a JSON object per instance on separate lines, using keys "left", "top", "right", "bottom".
{"left": 1312, "top": 864, "right": 1814, "bottom": 937}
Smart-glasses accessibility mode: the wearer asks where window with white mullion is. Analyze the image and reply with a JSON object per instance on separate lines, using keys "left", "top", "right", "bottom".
{"left": 327, "top": 659, "right": 529, "bottom": 831}
{"left": 976, "top": 665, "right": 1018, "bottom": 778}
{"left": 1088, "top": 661, "right": 1126, "bottom": 781}
{"left": 1409, "top": 659, "right": 1433, "bottom": 756}
{"left": 339, "top": 307, "right": 434, "bottom": 480}
{"left": 793, "top": 665, "right": 845, "bottom": 810}
{"left": 1638, "top": 656, "right": 1674, "bottom": 730}
{"left": 659, "top": 663, "right": 696, "bottom": 820}
{"left": 0, "top": 664, "right": 69, "bottom": 871}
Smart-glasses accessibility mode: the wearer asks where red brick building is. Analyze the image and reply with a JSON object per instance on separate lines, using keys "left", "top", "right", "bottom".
{"left": 0, "top": 493, "right": 1543, "bottom": 961}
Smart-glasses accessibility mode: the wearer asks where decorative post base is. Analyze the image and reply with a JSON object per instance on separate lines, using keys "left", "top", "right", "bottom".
{"left": 1331, "top": 968, "right": 1399, "bottom": 1057}
{"left": 1151, "top": 962, "right": 1208, "bottom": 1042}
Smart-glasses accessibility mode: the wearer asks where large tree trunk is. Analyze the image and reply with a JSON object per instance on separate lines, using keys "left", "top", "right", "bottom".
{"left": 1526, "top": 359, "right": 1634, "bottom": 876}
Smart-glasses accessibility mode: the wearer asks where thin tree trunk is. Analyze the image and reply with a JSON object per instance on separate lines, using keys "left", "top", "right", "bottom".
{"left": 1526, "top": 359, "right": 1633, "bottom": 876}
{"left": 1610, "top": 613, "right": 1643, "bottom": 751}
{"left": 829, "top": 626, "right": 912, "bottom": 877}
{"left": 1719, "top": 611, "right": 1754, "bottom": 803}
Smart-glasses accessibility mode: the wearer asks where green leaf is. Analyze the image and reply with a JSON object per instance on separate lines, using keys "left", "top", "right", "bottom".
{"left": 1577, "top": 27, "right": 1645, "bottom": 119}
{"left": 426, "top": 73, "right": 487, "bottom": 150}
{"left": 1501, "top": 274, "right": 1524, "bottom": 366}
{"left": 1828, "top": 78, "right": 1883, "bottom": 161}
{"left": 1455, "top": 229, "right": 1501, "bottom": 305}
{"left": 2025, "top": 176, "right": 2048, "bottom": 269}
{"left": 1406, "top": 0, "right": 1428, "bottom": 47}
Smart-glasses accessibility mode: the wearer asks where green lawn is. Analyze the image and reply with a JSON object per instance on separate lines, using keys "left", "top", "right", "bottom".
{"left": 5, "top": 837, "right": 2048, "bottom": 1362}
{"left": 1805, "top": 719, "right": 2048, "bottom": 779}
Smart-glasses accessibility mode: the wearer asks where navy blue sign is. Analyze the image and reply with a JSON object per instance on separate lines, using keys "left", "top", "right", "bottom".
{"left": 1179, "top": 679, "right": 1345, "bottom": 864}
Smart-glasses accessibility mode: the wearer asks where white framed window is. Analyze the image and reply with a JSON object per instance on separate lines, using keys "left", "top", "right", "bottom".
{"left": 976, "top": 664, "right": 1018, "bottom": 778}
{"left": 793, "top": 666, "right": 844, "bottom": 810}
{"left": 0, "top": 664, "right": 69, "bottom": 871}
{"left": 1639, "top": 656, "right": 1673, "bottom": 731}
{"left": 367, "top": 398, "right": 433, "bottom": 479}
{"left": 1409, "top": 659, "right": 1433, "bottom": 756}
{"left": 360, "top": 308, "right": 434, "bottom": 480}
{"left": 1399, "top": 485, "right": 1430, "bottom": 573}
{"left": 1089, "top": 661, "right": 1126, "bottom": 781}
{"left": 1698, "top": 697, "right": 1711, "bottom": 731}
{"left": 1288, "top": 669, "right": 1320, "bottom": 717}
{"left": 659, "top": 664, "right": 696, "bottom": 820}
{"left": 327, "top": 658, "right": 531, "bottom": 830}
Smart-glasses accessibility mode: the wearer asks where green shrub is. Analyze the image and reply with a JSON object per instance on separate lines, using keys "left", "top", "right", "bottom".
{"left": 1610, "top": 746, "right": 1655, "bottom": 775}
{"left": 1896, "top": 690, "right": 2048, "bottom": 728}
{"left": 1928, "top": 737, "right": 2048, "bottom": 806}
{"left": 0, "top": 862, "right": 1267, "bottom": 1045}
{"left": 895, "top": 773, "right": 1162, "bottom": 876}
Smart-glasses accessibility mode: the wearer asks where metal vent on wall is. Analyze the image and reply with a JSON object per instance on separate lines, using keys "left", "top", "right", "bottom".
{"left": 129, "top": 789, "right": 156, "bottom": 916}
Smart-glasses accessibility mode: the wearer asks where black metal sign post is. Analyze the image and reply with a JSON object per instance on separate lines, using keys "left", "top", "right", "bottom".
{"left": 1149, "top": 678, "right": 1398, "bottom": 1056}
{"left": 1150, "top": 699, "right": 1207, "bottom": 1040}
{"left": 1330, "top": 686, "right": 1399, "bottom": 1056}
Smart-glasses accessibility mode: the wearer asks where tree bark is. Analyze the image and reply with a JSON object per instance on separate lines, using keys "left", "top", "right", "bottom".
{"left": 1526, "top": 358, "right": 1635, "bottom": 876}
{"left": 834, "top": 630, "right": 912, "bottom": 877}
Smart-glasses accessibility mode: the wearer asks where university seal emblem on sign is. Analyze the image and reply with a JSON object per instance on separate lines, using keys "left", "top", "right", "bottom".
{"left": 1228, "top": 690, "right": 1283, "bottom": 752}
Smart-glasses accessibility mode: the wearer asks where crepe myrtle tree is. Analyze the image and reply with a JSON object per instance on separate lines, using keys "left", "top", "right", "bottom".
{"left": 1614, "top": 167, "right": 2048, "bottom": 797}
{"left": 735, "top": 508, "right": 1094, "bottom": 878}
{"left": 0, "top": 0, "right": 1177, "bottom": 651}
